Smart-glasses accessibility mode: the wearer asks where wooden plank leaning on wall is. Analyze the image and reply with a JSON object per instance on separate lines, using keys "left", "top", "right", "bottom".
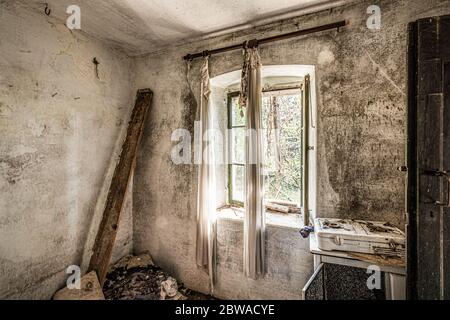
{"left": 89, "top": 89, "right": 153, "bottom": 286}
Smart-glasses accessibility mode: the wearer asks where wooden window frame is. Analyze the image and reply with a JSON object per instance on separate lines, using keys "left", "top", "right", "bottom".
{"left": 227, "top": 91, "right": 245, "bottom": 207}
{"left": 227, "top": 84, "right": 306, "bottom": 212}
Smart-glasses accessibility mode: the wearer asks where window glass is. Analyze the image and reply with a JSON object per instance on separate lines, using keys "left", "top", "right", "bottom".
{"left": 262, "top": 92, "right": 302, "bottom": 205}
{"left": 231, "top": 165, "right": 245, "bottom": 204}
{"left": 231, "top": 127, "right": 245, "bottom": 164}
{"left": 228, "top": 89, "right": 303, "bottom": 207}
{"left": 231, "top": 96, "right": 246, "bottom": 126}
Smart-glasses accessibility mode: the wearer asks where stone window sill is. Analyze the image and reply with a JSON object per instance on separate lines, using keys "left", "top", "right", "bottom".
{"left": 216, "top": 206, "right": 303, "bottom": 230}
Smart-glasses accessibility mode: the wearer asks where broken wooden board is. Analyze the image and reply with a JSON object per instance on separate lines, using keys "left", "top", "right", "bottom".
{"left": 89, "top": 89, "right": 153, "bottom": 285}
{"left": 53, "top": 271, "right": 105, "bottom": 300}
{"left": 347, "top": 252, "right": 406, "bottom": 268}
{"left": 265, "top": 202, "right": 290, "bottom": 214}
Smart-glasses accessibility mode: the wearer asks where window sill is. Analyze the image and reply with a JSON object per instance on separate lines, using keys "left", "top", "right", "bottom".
{"left": 216, "top": 206, "right": 303, "bottom": 230}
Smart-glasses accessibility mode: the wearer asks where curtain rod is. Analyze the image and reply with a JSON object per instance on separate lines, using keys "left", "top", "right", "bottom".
{"left": 183, "top": 20, "right": 346, "bottom": 61}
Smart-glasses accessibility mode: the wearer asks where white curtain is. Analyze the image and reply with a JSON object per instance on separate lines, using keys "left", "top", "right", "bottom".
{"left": 195, "top": 56, "right": 217, "bottom": 292}
{"left": 240, "top": 46, "right": 265, "bottom": 279}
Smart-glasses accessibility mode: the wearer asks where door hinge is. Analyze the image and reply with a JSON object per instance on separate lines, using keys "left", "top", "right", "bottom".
{"left": 421, "top": 169, "right": 450, "bottom": 208}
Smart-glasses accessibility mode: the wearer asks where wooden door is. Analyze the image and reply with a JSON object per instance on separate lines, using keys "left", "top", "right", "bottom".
{"left": 407, "top": 15, "right": 450, "bottom": 300}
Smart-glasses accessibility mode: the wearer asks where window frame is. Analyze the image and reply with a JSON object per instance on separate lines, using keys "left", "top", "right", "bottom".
{"left": 262, "top": 87, "right": 304, "bottom": 208}
{"left": 226, "top": 84, "right": 306, "bottom": 209}
{"left": 227, "top": 91, "right": 245, "bottom": 207}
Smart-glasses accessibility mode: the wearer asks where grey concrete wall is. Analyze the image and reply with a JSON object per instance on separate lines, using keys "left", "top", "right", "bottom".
{"left": 215, "top": 219, "right": 312, "bottom": 300}
{"left": 132, "top": 0, "right": 450, "bottom": 298}
{"left": 0, "top": 1, "right": 135, "bottom": 299}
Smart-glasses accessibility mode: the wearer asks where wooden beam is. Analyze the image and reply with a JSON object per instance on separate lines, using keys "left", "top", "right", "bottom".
{"left": 89, "top": 89, "right": 153, "bottom": 285}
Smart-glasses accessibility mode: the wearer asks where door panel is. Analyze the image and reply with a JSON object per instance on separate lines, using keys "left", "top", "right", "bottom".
{"left": 443, "top": 60, "right": 450, "bottom": 299}
{"left": 407, "top": 15, "right": 450, "bottom": 300}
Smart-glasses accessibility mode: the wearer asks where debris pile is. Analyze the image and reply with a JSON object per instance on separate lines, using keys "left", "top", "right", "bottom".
{"left": 103, "top": 264, "right": 184, "bottom": 300}
{"left": 102, "top": 253, "right": 215, "bottom": 300}
{"left": 359, "top": 220, "right": 403, "bottom": 234}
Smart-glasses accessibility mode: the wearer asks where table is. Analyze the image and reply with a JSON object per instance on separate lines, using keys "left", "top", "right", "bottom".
{"left": 306, "top": 233, "right": 406, "bottom": 300}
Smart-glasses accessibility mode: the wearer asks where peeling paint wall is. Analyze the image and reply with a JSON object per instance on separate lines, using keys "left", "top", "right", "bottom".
{"left": 132, "top": 0, "right": 450, "bottom": 298}
{"left": 0, "top": 2, "right": 135, "bottom": 299}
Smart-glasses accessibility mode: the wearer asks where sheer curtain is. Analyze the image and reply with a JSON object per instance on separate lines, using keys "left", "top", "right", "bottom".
{"left": 240, "top": 46, "right": 265, "bottom": 279}
{"left": 195, "top": 56, "right": 217, "bottom": 292}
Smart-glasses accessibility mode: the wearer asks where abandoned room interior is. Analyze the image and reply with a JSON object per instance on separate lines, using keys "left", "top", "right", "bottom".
{"left": 1, "top": 0, "right": 450, "bottom": 303}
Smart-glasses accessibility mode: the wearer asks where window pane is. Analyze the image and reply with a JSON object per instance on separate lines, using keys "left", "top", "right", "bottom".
{"left": 231, "top": 165, "right": 245, "bottom": 203}
{"left": 231, "top": 96, "right": 246, "bottom": 126}
{"left": 262, "top": 91, "right": 302, "bottom": 205}
{"left": 227, "top": 89, "right": 303, "bottom": 208}
{"left": 231, "top": 127, "right": 245, "bottom": 164}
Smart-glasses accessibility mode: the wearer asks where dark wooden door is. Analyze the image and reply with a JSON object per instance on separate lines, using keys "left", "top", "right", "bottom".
{"left": 407, "top": 15, "right": 450, "bottom": 300}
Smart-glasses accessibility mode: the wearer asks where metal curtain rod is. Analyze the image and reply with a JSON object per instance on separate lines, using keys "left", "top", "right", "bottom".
{"left": 183, "top": 20, "right": 346, "bottom": 61}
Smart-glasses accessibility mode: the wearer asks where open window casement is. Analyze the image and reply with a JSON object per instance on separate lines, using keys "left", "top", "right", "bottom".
{"left": 227, "top": 76, "right": 311, "bottom": 223}
{"left": 302, "top": 74, "right": 311, "bottom": 226}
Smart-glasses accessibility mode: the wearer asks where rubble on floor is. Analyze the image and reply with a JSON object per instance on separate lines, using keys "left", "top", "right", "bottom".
{"left": 103, "top": 253, "right": 216, "bottom": 300}
{"left": 109, "top": 253, "right": 155, "bottom": 271}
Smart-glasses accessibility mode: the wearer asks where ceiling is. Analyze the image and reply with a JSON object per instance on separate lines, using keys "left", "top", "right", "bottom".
{"left": 22, "top": 0, "right": 345, "bottom": 56}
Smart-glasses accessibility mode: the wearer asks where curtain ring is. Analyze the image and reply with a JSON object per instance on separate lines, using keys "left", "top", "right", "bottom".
{"left": 202, "top": 50, "right": 209, "bottom": 58}
{"left": 44, "top": 3, "right": 51, "bottom": 16}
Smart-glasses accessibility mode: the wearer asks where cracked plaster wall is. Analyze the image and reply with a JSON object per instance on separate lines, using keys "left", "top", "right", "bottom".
{"left": 0, "top": 1, "right": 135, "bottom": 299}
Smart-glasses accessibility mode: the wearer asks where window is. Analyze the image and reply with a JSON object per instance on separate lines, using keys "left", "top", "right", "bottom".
{"left": 262, "top": 88, "right": 303, "bottom": 206}
{"left": 227, "top": 86, "right": 304, "bottom": 211}
{"left": 227, "top": 92, "right": 246, "bottom": 206}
